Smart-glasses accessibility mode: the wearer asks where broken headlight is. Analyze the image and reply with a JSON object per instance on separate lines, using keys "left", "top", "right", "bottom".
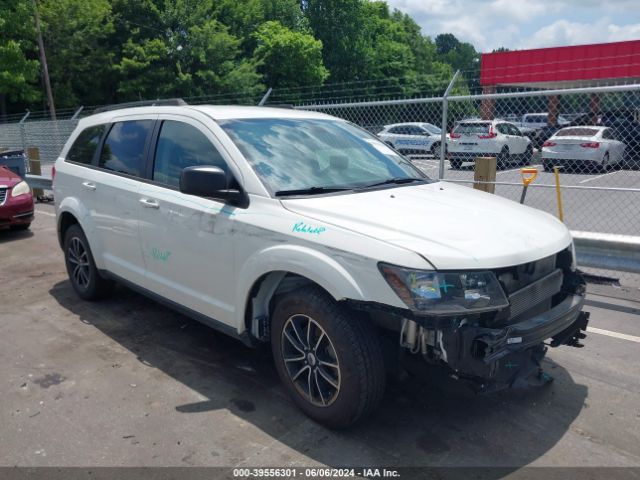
{"left": 379, "top": 263, "right": 509, "bottom": 315}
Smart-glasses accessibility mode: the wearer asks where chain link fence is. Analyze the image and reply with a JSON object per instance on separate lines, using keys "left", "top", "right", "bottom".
{"left": 1, "top": 77, "right": 639, "bottom": 286}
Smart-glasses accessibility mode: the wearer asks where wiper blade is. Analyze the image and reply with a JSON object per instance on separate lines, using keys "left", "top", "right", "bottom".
{"left": 357, "top": 177, "right": 424, "bottom": 189}
{"left": 275, "top": 186, "right": 351, "bottom": 197}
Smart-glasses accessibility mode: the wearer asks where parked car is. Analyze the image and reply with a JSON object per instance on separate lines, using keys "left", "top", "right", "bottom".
{"left": 377, "top": 122, "right": 443, "bottom": 157}
{"left": 54, "top": 104, "right": 589, "bottom": 428}
{"left": 0, "top": 165, "right": 34, "bottom": 230}
{"left": 447, "top": 119, "right": 533, "bottom": 169}
{"left": 600, "top": 109, "right": 640, "bottom": 169}
{"left": 531, "top": 113, "right": 596, "bottom": 150}
{"left": 541, "top": 126, "right": 625, "bottom": 172}
{"left": 520, "top": 113, "right": 570, "bottom": 131}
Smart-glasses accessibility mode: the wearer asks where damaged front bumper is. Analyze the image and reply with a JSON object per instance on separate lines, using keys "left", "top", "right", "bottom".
{"left": 372, "top": 267, "right": 591, "bottom": 393}
{"left": 437, "top": 293, "right": 590, "bottom": 391}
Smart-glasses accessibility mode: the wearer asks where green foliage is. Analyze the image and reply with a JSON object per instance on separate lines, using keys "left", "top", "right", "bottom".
{"left": 39, "top": 0, "right": 115, "bottom": 108}
{"left": 2, "top": 0, "right": 483, "bottom": 115}
{"left": 253, "top": 21, "right": 328, "bottom": 88}
{"left": 0, "top": 0, "right": 40, "bottom": 108}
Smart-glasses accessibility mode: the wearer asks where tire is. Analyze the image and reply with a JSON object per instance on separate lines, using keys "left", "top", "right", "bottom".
{"left": 10, "top": 223, "right": 31, "bottom": 231}
{"left": 450, "top": 159, "right": 462, "bottom": 169}
{"left": 431, "top": 142, "right": 441, "bottom": 158}
{"left": 521, "top": 145, "right": 533, "bottom": 166}
{"left": 271, "top": 285, "right": 385, "bottom": 429}
{"left": 63, "top": 224, "right": 114, "bottom": 301}
{"left": 497, "top": 147, "right": 509, "bottom": 169}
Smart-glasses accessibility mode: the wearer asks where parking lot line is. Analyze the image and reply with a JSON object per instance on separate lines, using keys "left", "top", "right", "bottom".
{"left": 496, "top": 167, "right": 521, "bottom": 176}
{"left": 579, "top": 170, "right": 621, "bottom": 184}
{"left": 587, "top": 326, "right": 640, "bottom": 343}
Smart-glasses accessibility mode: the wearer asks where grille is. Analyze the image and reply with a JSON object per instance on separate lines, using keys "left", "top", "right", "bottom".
{"left": 508, "top": 269, "right": 564, "bottom": 319}
{"left": 0, "top": 188, "right": 6, "bottom": 205}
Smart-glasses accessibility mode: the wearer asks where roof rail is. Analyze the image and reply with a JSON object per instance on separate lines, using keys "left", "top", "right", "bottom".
{"left": 93, "top": 98, "right": 188, "bottom": 114}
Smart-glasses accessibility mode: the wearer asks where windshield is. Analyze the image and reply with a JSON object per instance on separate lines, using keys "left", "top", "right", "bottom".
{"left": 219, "top": 118, "right": 426, "bottom": 195}
{"left": 422, "top": 123, "right": 442, "bottom": 135}
{"left": 454, "top": 122, "right": 490, "bottom": 135}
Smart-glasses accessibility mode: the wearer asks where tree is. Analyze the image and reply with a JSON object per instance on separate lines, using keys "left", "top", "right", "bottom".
{"left": 253, "top": 21, "right": 328, "bottom": 88}
{"left": 303, "top": 0, "right": 371, "bottom": 81}
{"left": 114, "top": 1, "right": 263, "bottom": 101}
{"left": 39, "top": 0, "right": 115, "bottom": 108}
{"left": 0, "top": 0, "right": 40, "bottom": 118}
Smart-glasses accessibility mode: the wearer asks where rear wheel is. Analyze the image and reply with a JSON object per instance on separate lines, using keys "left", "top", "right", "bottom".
{"left": 64, "top": 224, "right": 114, "bottom": 300}
{"left": 271, "top": 286, "right": 385, "bottom": 429}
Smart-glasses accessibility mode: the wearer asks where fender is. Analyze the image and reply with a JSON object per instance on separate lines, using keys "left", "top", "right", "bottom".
{"left": 57, "top": 196, "right": 106, "bottom": 270}
{"left": 235, "top": 244, "right": 368, "bottom": 333}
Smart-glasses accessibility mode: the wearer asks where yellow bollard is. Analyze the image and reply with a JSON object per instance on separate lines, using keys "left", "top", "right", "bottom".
{"left": 553, "top": 166, "right": 564, "bottom": 222}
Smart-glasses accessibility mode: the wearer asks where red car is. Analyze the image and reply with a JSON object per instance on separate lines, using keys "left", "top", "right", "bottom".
{"left": 0, "top": 165, "right": 34, "bottom": 230}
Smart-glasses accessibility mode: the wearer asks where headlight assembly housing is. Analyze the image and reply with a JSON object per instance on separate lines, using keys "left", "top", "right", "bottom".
{"left": 11, "top": 181, "right": 31, "bottom": 197}
{"left": 379, "top": 263, "right": 509, "bottom": 315}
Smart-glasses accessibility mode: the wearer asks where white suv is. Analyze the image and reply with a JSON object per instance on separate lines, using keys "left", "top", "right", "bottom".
{"left": 447, "top": 119, "right": 533, "bottom": 169}
{"left": 54, "top": 104, "right": 589, "bottom": 428}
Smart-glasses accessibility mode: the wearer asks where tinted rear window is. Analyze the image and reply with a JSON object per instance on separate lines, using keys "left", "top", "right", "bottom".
{"left": 67, "top": 125, "right": 106, "bottom": 165}
{"left": 99, "top": 120, "right": 153, "bottom": 177}
{"left": 454, "top": 123, "right": 490, "bottom": 134}
{"left": 556, "top": 128, "right": 600, "bottom": 137}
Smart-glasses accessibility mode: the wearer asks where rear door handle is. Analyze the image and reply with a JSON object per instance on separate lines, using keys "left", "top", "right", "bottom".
{"left": 139, "top": 198, "right": 160, "bottom": 209}
{"left": 82, "top": 181, "right": 96, "bottom": 191}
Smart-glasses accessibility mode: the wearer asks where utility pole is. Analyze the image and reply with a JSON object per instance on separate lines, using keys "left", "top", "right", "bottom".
{"left": 32, "top": 0, "right": 56, "bottom": 121}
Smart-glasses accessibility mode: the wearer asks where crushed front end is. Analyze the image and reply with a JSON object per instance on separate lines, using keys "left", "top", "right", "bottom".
{"left": 371, "top": 246, "right": 590, "bottom": 392}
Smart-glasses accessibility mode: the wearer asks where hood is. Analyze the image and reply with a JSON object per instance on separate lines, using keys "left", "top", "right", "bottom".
{"left": 281, "top": 181, "right": 572, "bottom": 270}
{"left": 0, "top": 166, "right": 22, "bottom": 187}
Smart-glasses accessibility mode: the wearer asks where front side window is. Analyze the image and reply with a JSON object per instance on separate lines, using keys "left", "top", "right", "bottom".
{"left": 99, "top": 120, "right": 153, "bottom": 177}
{"left": 406, "top": 126, "right": 425, "bottom": 136}
{"left": 495, "top": 124, "right": 509, "bottom": 135}
{"left": 153, "top": 121, "right": 228, "bottom": 188}
{"left": 219, "top": 118, "right": 424, "bottom": 194}
{"left": 67, "top": 125, "right": 106, "bottom": 165}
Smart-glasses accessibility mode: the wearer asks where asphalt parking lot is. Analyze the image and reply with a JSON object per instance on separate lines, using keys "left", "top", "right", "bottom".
{"left": 1, "top": 205, "right": 640, "bottom": 477}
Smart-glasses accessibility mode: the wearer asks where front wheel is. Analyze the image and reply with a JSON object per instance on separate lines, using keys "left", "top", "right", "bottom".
{"left": 431, "top": 142, "right": 441, "bottom": 158}
{"left": 521, "top": 145, "right": 533, "bottom": 166}
{"left": 64, "top": 224, "right": 114, "bottom": 300}
{"left": 497, "top": 147, "right": 509, "bottom": 169}
{"left": 271, "top": 286, "right": 385, "bottom": 429}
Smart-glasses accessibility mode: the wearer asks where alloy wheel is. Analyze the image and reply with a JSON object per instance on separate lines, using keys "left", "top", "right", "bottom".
{"left": 67, "top": 237, "right": 91, "bottom": 289}
{"left": 281, "top": 314, "right": 341, "bottom": 407}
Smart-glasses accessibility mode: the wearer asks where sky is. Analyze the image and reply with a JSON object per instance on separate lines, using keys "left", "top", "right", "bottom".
{"left": 386, "top": 0, "right": 640, "bottom": 52}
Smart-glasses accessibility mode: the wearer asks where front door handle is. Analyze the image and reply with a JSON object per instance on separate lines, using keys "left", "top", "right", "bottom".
{"left": 139, "top": 198, "right": 160, "bottom": 209}
{"left": 82, "top": 181, "right": 96, "bottom": 191}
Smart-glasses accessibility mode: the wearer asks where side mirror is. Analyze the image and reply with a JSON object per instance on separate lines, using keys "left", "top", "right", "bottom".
{"left": 180, "top": 166, "right": 247, "bottom": 206}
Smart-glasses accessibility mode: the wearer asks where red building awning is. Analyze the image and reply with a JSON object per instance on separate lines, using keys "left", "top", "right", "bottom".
{"left": 480, "top": 40, "right": 640, "bottom": 88}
